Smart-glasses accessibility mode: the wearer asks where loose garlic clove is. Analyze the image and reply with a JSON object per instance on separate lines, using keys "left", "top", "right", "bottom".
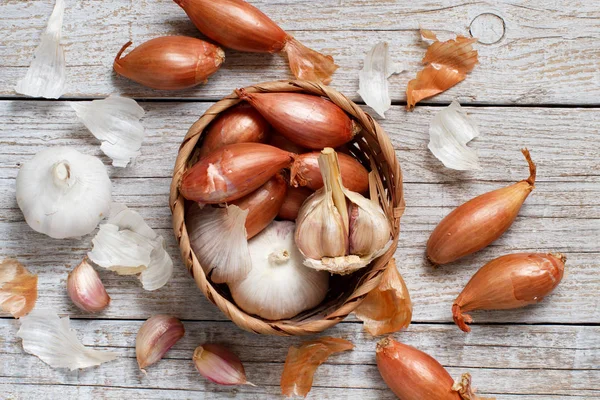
{"left": 67, "top": 259, "right": 110, "bottom": 313}
{"left": 136, "top": 315, "right": 185, "bottom": 371}
{"left": 193, "top": 344, "right": 254, "bottom": 386}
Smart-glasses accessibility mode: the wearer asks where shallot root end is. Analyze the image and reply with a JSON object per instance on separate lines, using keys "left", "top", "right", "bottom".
{"left": 452, "top": 304, "right": 472, "bottom": 333}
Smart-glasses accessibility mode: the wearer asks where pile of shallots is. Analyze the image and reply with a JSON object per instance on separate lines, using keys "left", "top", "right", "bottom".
{"left": 180, "top": 89, "right": 393, "bottom": 320}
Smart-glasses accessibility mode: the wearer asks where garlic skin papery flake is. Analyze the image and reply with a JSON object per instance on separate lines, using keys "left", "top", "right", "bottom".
{"left": 17, "top": 310, "right": 118, "bottom": 370}
{"left": 229, "top": 221, "right": 329, "bottom": 320}
{"left": 0, "top": 259, "right": 38, "bottom": 318}
{"left": 358, "top": 42, "right": 404, "bottom": 118}
{"left": 70, "top": 95, "right": 146, "bottom": 167}
{"left": 296, "top": 148, "right": 392, "bottom": 275}
{"left": 187, "top": 204, "right": 251, "bottom": 284}
{"left": 428, "top": 101, "right": 481, "bottom": 171}
{"left": 15, "top": 0, "right": 66, "bottom": 98}
{"left": 88, "top": 204, "right": 173, "bottom": 291}
{"left": 16, "top": 147, "right": 112, "bottom": 239}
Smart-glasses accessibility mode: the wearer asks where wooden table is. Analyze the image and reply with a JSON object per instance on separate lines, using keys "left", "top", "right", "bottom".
{"left": 1, "top": 1, "right": 599, "bottom": 398}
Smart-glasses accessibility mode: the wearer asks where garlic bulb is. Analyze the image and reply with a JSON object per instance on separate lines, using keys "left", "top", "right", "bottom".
{"left": 296, "top": 148, "right": 392, "bottom": 275}
{"left": 187, "top": 204, "right": 251, "bottom": 284}
{"left": 16, "top": 147, "right": 112, "bottom": 239}
{"left": 88, "top": 204, "right": 173, "bottom": 291}
{"left": 70, "top": 95, "right": 146, "bottom": 168}
{"left": 15, "top": 0, "right": 66, "bottom": 98}
{"left": 229, "top": 221, "right": 329, "bottom": 320}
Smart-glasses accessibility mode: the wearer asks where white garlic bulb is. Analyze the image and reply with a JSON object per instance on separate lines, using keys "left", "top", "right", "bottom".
{"left": 295, "top": 148, "right": 392, "bottom": 275}
{"left": 16, "top": 147, "right": 112, "bottom": 239}
{"left": 229, "top": 221, "right": 329, "bottom": 320}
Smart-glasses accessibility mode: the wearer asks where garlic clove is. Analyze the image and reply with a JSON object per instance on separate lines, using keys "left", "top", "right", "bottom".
{"left": 0, "top": 258, "right": 38, "bottom": 318}
{"left": 136, "top": 315, "right": 185, "bottom": 371}
{"left": 67, "top": 259, "right": 110, "bottom": 313}
{"left": 347, "top": 190, "right": 392, "bottom": 256}
{"left": 193, "top": 344, "right": 254, "bottom": 386}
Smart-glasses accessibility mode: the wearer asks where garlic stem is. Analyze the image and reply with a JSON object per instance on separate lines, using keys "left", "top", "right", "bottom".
{"left": 319, "top": 148, "right": 349, "bottom": 234}
{"left": 52, "top": 161, "right": 71, "bottom": 188}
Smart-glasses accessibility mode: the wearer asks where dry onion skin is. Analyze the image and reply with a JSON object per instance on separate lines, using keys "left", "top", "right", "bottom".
{"left": 453, "top": 253, "right": 566, "bottom": 333}
{"left": 199, "top": 104, "right": 270, "bottom": 158}
{"left": 290, "top": 151, "right": 369, "bottom": 193}
{"left": 354, "top": 259, "right": 412, "bottom": 336}
{"left": 427, "top": 149, "right": 536, "bottom": 265}
{"left": 0, "top": 259, "right": 38, "bottom": 318}
{"left": 236, "top": 90, "right": 360, "bottom": 150}
{"left": 281, "top": 337, "right": 354, "bottom": 398}
{"left": 173, "top": 0, "right": 338, "bottom": 84}
{"left": 180, "top": 143, "right": 295, "bottom": 204}
{"left": 114, "top": 36, "right": 225, "bottom": 90}
{"left": 406, "top": 30, "right": 478, "bottom": 110}
{"left": 376, "top": 337, "right": 493, "bottom": 400}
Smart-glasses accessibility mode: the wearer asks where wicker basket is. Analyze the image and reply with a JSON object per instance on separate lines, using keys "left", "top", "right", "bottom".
{"left": 169, "top": 80, "right": 404, "bottom": 336}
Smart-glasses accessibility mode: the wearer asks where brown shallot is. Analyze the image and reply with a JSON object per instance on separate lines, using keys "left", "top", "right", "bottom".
{"left": 173, "top": 0, "right": 337, "bottom": 84}
{"left": 113, "top": 36, "right": 224, "bottom": 90}
{"left": 0, "top": 259, "right": 38, "bottom": 318}
{"left": 376, "top": 337, "right": 492, "bottom": 400}
{"left": 236, "top": 89, "right": 360, "bottom": 149}
{"left": 453, "top": 252, "right": 566, "bottom": 333}
{"left": 354, "top": 259, "right": 412, "bottom": 336}
{"left": 277, "top": 186, "right": 313, "bottom": 221}
{"left": 406, "top": 30, "right": 478, "bottom": 110}
{"left": 233, "top": 173, "right": 287, "bottom": 238}
{"left": 427, "top": 149, "right": 536, "bottom": 265}
{"left": 291, "top": 151, "right": 369, "bottom": 193}
{"left": 180, "top": 143, "right": 294, "bottom": 203}
{"left": 269, "top": 134, "right": 307, "bottom": 154}
{"left": 199, "top": 104, "right": 270, "bottom": 157}
{"left": 281, "top": 337, "right": 353, "bottom": 397}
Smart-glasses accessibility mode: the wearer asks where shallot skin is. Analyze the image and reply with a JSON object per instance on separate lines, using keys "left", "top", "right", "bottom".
{"left": 453, "top": 253, "right": 566, "bottom": 333}
{"left": 174, "top": 0, "right": 287, "bottom": 53}
{"left": 376, "top": 338, "right": 461, "bottom": 400}
{"left": 427, "top": 149, "right": 536, "bottom": 265}
{"left": 199, "top": 104, "right": 270, "bottom": 158}
{"left": 291, "top": 151, "right": 369, "bottom": 193}
{"left": 233, "top": 173, "right": 287, "bottom": 238}
{"left": 180, "top": 143, "right": 294, "bottom": 204}
{"left": 113, "top": 36, "right": 225, "bottom": 90}
{"left": 277, "top": 186, "right": 313, "bottom": 221}
{"left": 237, "top": 90, "right": 359, "bottom": 149}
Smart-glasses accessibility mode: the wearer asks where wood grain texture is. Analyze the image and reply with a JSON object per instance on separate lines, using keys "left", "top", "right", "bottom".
{"left": 1, "top": 320, "right": 599, "bottom": 398}
{"left": 1, "top": 0, "right": 599, "bottom": 397}
{"left": 1, "top": 1, "right": 599, "bottom": 104}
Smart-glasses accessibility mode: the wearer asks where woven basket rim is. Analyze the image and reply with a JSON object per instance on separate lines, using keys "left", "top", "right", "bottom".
{"left": 169, "top": 80, "right": 405, "bottom": 336}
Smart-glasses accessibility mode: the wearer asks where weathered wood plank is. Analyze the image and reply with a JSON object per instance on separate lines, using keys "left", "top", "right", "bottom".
{"left": 0, "top": 320, "right": 598, "bottom": 397}
{"left": 1, "top": 1, "right": 599, "bottom": 103}
{"left": 1, "top": 101, "right": 600, "bottom": 184}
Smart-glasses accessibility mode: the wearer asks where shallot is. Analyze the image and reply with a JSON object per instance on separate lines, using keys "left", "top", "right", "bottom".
{"left": 180, "top": 143, "right": 294, "bottom": 203}
{"left": 453, "top": 253, "right": 566, "bottom": 333}
{"left": 277, "top": 186, "right": 313, "bottom": 221}
{"left": 237, "top": 89, "right": 359, "bottom": 149}
{"left": 114, "top": 36, "right": 224, "bottom": 90}
{"left": 427, "top": 149, "right": 536, "bottom": 265}
{"left": 173, "top": 0, "right": 337, "bottom": 84}
{"left": 291, "top": 151, "right": 369, "bottom": 193}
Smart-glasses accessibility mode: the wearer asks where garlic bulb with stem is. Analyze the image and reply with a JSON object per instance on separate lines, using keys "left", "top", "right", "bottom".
{"left": 16, "top": 147, "right": 112, "bottom": 239}
{"left": 67, "top": 258, "right": 110, "bottom": 313}
{"left": 229, "top": 220, "right": 329, "bottom": 320}
{"left": 295, "top": 148, "right": 392, "bottom": 275}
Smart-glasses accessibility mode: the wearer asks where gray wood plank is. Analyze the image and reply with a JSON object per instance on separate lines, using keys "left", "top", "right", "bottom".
{"left": 1, "top": 1, "right": 599, "bottom": 104}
